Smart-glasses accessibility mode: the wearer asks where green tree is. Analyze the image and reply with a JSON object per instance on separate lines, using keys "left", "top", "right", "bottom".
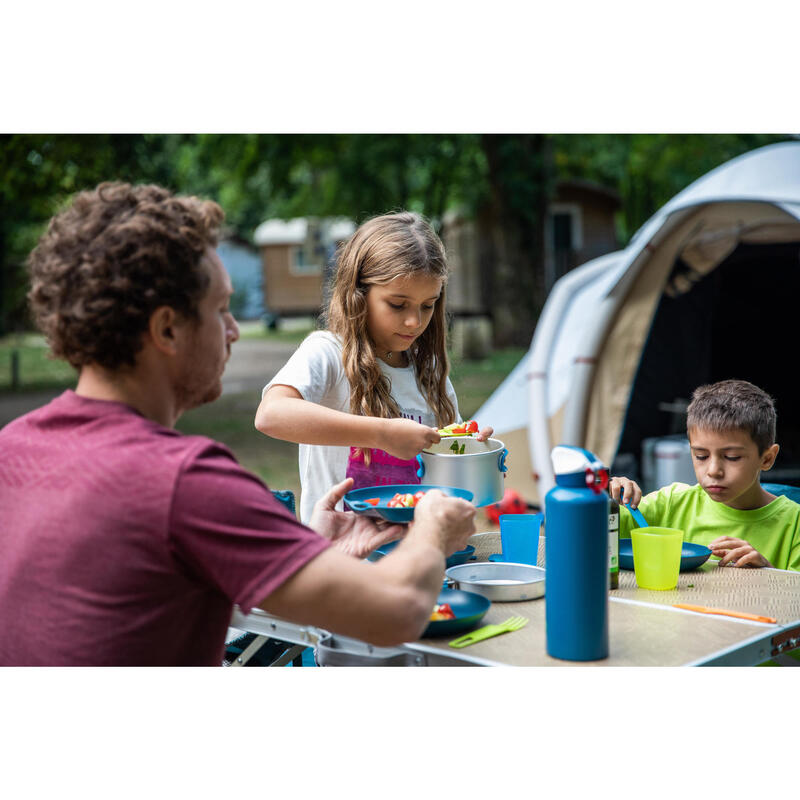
{"left": 4, "top": 133, "right": 793, "bottom": 345}
{"left": 551, "top": 133, "right": 793, "bottom": 243}
{"left": 0, "top": 134, "right": 170, "bottom": 333}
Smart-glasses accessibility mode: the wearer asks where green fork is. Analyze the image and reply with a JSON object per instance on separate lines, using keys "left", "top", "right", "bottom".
{"left": 448, "top": 616, "right": 528, "bottom": 648}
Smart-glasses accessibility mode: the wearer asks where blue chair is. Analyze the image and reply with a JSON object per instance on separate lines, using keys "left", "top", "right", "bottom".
{"left": 763, "top": 483, "right": 800, "bottom": 505}
{"left": 224, "top": 490, "right": 315, "bottom": 667}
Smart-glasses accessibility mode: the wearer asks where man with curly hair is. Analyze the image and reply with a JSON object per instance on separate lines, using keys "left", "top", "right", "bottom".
{"left": 0, "top": 182, "right": 476, "bottom": 666}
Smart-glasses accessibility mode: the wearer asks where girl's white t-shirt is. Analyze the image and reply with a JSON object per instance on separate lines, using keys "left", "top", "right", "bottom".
{"left": 263, "top": 331, "right": 459, "bottom": 522}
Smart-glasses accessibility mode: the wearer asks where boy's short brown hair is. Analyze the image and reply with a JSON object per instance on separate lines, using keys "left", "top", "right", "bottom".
{"left": 27, "top": 181, "right": 224, "bottom": 371}
{"left": 686, "top": 379, "right": 776, "bottom": 453}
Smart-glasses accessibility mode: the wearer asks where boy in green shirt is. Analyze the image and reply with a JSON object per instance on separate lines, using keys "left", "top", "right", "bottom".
{"left": 611, "top": 379, "right": 800, "bottom": 572}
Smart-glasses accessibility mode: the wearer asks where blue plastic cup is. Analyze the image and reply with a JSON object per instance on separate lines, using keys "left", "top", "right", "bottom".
{"left": 499, "top": 513, "right": 542, "bottom": 565}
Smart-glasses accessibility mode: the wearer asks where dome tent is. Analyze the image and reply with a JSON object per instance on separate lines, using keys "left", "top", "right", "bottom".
{"left": 475, "top": 141, "right": 800, "bottom": 504}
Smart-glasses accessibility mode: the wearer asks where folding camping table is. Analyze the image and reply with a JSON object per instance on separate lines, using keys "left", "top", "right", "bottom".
{"left": 229, "top": 532, "right": 800, "bottom": 667}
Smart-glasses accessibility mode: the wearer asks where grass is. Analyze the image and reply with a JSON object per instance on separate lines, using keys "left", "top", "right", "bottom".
{"left": 0, "top": 334, "right": 77, "bottom": 392}
{"left": 177, "top": 346, "right": 527, "bottom": 496}
{"left": 0, "top": 322, "right": 310, "bottom": 394}
{"left": 237, "top": 318, "right": 317, "bottom": 343}
{"left": 1, "top": 328, "right": 526, "bottom": 498}
{"left": 449, "top": 347, "right": 526, "bottom": 418}
{"left": 175, "top": 390, "right": 305, "bottom": 499}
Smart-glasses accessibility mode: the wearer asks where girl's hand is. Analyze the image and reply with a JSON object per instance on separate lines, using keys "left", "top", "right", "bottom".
{"left": 382, "top": 418, "right": 441, "bottom": 460}
{"left": 475, "top": 426, "right": 493, "bottom": 442}
{"left": 708, "top": 536, "right": 773, "bottom": 568}
{"left": 609, "top": 476, "right": 642, "bottom": 508}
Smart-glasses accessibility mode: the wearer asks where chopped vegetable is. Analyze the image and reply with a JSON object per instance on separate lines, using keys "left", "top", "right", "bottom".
{"left": 365, "top": 498, "right": 380, "bottom": 506}
{"left": 430, "top": 602, "right": 456, "bottom": 621}
{"left": 437, "top": 419, "right": 480, "bottom": 437}
{"left": 386, "top": 491, "right": 427, "bottom": 508}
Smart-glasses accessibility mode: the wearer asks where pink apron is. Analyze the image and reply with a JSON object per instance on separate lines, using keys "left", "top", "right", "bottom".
{"left": 345, "top": 447, "right": 420, "bottom": 490}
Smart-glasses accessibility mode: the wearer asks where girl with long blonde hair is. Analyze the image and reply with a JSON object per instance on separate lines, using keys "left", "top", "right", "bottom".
{"left": 256, "top": 211, "right": 493, "bottom": 522}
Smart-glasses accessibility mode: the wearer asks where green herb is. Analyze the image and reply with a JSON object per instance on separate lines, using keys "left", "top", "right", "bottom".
{"left": 450, "top": 441, "right": 460, "bottom": 453}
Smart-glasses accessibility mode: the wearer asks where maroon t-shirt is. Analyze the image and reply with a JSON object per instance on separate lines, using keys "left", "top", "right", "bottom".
{"left": 0, "top": 391, "right": 330, "bottom": 666}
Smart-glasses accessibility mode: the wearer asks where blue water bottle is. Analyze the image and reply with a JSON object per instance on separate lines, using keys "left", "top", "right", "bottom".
{"left": 545, "top": 445, "right": 610, "bottom": 661}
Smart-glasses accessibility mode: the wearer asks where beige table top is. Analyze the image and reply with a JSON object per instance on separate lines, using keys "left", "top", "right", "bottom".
{"left": 409, "top": 532, "right": 800, "bottom": 666}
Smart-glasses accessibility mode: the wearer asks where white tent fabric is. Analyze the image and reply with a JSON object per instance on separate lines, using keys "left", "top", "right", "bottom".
{"left": 474, "top": 141, "right": 800, "bottom": 504}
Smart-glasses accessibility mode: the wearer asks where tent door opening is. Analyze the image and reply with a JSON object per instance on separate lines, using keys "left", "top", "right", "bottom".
{"left": 613, "top": 240, "right": 800, "bottom": 489}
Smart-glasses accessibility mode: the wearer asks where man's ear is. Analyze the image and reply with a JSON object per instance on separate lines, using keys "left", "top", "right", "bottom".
{"left": 761, "top": 443, "right": 780, "bottom": 472}
{"left": 148, "top": 306, "right": 180, "bottom": 355}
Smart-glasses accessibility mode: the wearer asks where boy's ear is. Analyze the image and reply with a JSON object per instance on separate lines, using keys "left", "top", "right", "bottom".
{"left": 148, "top": 306, "right": 181, "bottom": 355}
{"left": 761, "top": 443, "right": 780, "bottom": 472}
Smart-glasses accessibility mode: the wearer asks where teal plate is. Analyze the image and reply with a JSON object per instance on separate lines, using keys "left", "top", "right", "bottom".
{"left": 423, "top": 587, "right": 491, "bottom": 638}
{"left": 344, "top": 484, "right": 473, "bottom": 523}
{"left": 619, "top": 538, "right": 712, "bottom": 572}
{"left": 374, "top": 539, "right": 475, "bottom": 568}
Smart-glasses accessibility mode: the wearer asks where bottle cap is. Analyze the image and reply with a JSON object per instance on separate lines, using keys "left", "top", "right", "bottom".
{"left": 550, "top": 445, "right": 603, "bottom": 475}
{"left": 551, "top": 445, "right": 608, "bottom": 492}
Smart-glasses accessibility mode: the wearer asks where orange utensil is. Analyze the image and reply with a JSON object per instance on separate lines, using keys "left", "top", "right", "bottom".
{"left": 673, "top": 603, "right": 776, "bottom": 624}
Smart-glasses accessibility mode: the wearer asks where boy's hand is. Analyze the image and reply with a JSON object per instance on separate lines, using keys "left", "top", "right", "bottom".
{"left": 382, "top": 418, "right": 440, "bottom": 460}
{"left": 708, "top": 536, "right": 773, "bottom": 568}
{"left": 609, "top": 476, "right": 643, "bottom": 508}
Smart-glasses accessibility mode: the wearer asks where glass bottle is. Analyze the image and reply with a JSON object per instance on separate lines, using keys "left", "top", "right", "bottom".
{"left": 609, "top": 492, "right": 620, "bottom": 589}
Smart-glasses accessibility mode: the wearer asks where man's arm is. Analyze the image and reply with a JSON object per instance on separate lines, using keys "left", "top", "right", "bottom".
{"left": 258, "top": 490, "right": 476, "bottom": 646}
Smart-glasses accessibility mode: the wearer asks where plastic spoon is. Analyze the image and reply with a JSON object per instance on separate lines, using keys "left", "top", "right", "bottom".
{"left": 620, "top": 489, "right": 649, "bottom": 528}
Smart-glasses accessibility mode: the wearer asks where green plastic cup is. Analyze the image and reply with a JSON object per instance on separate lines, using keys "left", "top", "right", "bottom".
{"left": 631, "top": 526, "right": 684, "bottom": 590}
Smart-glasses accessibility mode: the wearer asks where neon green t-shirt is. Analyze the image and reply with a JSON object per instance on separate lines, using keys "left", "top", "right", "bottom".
{"left": 619, "top": 482, "right": 800, "bottom": 572}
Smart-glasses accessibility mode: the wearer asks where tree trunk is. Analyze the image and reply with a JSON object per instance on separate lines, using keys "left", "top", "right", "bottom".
{"left": 479, "top": 134, "right": 553, "bottom": 348}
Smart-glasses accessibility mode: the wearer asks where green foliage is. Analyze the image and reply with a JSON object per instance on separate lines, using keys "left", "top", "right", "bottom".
{"left": 551, "top": 133, "right": 792, "bottom": 243}
{"left": 3, "top": 132, "right": 795, "bottom": 337}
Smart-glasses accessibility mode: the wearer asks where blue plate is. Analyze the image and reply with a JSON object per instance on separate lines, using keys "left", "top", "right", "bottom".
{"left": 422, "top": 587, "right": 491, "bottom": 638}
{"left": 373, "top": 539, "right": 475, "bottom": 568}
{"left": 619, "top": 538, "right": 712, "bottom": 572}
{"left": 344, "top": 484, "right": 473, "bottom": 523}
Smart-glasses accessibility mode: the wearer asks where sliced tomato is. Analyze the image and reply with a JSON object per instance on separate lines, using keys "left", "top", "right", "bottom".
{"left": 465, "top": 420, "right": 479, "bottom": 433}
{"left": 430, "top": 602, "right": 455, "bottom": 620}
{"left": 413, "top": 490, "right": 426, "bottom": 502}
{"left": 365, "top": 498, "right": 380, "bottom": 506}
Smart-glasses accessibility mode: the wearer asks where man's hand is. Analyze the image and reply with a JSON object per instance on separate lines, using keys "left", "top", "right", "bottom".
{"left": 609, "top": 476, "right": 643, "bottom": 508}
{"left": 708, "top": 536, "right": 773, "bottom": 568}
{"left": 382, "top": 418, "right": 440, "bottom": 460}
{"left": 309, "top": 478, "right": 405, "bottom": 559}
{"left": 411, "top": 489, "right": 476, "bottom": 555}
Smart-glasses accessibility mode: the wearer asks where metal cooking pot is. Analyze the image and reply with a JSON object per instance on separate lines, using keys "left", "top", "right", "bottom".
{"left": 445, "top": 562, "right": 546, "bottom": 602}
{"left": 416, "top": 437, "right": 507, "bottom": 507}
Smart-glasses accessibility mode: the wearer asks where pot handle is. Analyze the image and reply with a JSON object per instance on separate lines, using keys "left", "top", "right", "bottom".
{"left": 416, "top": 455, "right": 425, "bottom": 479}
{"left": 498, "top": 448, "right": 508, "bottom": 473}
